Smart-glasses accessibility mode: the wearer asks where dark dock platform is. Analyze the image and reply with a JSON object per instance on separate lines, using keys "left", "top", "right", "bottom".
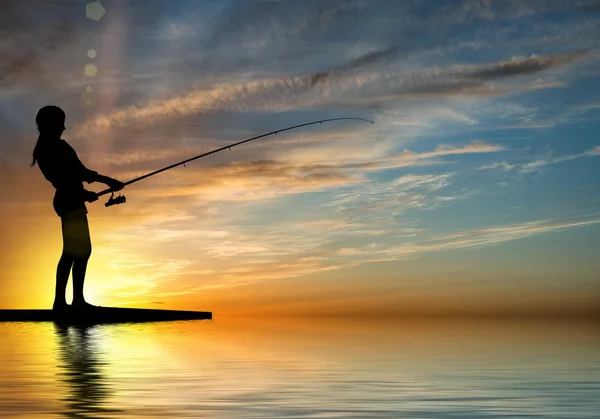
{"left": 0, "top": 307, "right": 212, "bottom": 325}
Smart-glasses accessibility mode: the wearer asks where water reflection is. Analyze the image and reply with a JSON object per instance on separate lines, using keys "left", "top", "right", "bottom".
{"left": 0, "top": 318, "right": 591, "bottom": 418}
{"left": 53, "top": 324, "right": 123, "bottom": 418}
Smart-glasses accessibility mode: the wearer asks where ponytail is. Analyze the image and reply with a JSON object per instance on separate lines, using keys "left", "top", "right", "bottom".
{"left": 31, "top": 138, "right": 42, "bottom": 167}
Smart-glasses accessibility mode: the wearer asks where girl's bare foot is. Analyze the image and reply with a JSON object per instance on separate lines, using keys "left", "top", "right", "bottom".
{"left": 52, "top": 301, "right": 69, "bottom": 312}
{"left": 72, "top": 301, "right": 99, "bottom": 310}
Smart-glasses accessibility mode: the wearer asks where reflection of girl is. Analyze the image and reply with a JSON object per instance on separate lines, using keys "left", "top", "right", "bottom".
{"left": 32, "top": 106, "right": 124, "bottom": 311}
{"left": 54, "top": 324, "right": 122, "bottom": 416}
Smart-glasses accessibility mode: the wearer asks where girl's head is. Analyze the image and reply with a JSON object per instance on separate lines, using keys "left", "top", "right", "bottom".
{"left": 32, "top": 105, "right": 66, "bottom": 167}
{"left": 36, "top": 105, "right": 66, "bottom": 135}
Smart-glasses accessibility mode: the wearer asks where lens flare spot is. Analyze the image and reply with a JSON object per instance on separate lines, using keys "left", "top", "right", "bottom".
{"left": 86, "top": 85, "right": 93, "bottom": 93}
{"left": 86, "top": 1, "right": 106, "bottom": 22}
{"left": 84, "top": 64, "right": 98, "bottom": 77}
{"left": 87, "top": 49, "right": 97, "bottom": 59}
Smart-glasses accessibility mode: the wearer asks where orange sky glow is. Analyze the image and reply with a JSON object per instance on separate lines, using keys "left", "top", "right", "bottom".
{"left": 1, "top": 1, "right": 600, "bottom": 317}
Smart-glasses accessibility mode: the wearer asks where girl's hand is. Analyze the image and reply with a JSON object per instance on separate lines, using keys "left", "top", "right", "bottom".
{"left": 106, "top": 178, "right": 125, "bottom": 191}
{"left": 84, "top": 190, "right": 98, "bottom": 203}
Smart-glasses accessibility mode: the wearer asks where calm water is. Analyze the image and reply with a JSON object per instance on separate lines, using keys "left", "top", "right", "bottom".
{"left": 0, "top": 317, "right": 598, "bottom": 418}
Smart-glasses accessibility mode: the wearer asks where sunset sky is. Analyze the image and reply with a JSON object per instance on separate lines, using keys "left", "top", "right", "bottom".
{"left": 1, "top": 0, "right": 599, "bottom": 315}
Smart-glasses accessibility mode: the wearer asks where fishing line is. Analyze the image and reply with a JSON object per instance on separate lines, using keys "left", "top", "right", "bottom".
{"left": 99, "top": 117, "right": 373, "bottom": 207}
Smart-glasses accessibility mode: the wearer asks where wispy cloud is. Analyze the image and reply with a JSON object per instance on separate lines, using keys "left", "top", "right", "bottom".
{"left": 109, "top": 213, "right": 600, "bottom": 299}
{"left": 393, "top": 174, "right": 452, "bottom": 190}
{"left": 0, "top": 2, "right": 76, "bottom": 73}
{"left": 478, "top": 161, "right": 515, "bottom": 171}
{"left": 100, "top": 140, "right": 504, "bottom": 209}
{"left": 520, "top": 145, "right": 600, "bottom": 174}
{"left": 477, "top": 145, "right": 600, "bottom": 174}
{"left": 71, "top": 50, "right": 592, "bottom": 139}
{"left": 417, "top": 216, "right": 600, "bottom": 251}
{"left": 441, "top": 0, "right": 600, "bottom": 24}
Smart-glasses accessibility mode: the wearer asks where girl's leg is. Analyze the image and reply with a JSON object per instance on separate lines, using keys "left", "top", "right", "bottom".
{"left": 60, "top": 209, "right": 93, "bottom": 307}
{"left": 54, "top": 253, "right": 73, "bottom": 309}
{"left": 72, "top": 257, "right": 90, "bottom": 305}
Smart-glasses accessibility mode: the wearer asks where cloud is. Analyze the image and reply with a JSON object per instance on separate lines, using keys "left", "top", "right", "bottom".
{"left": 584, "top": 146, "right": 600, "bottom": 156}
{"left": 417, "top": 216, "right": 600, "bottom": 251}
{"left": 133, "top": 214, "right": 600, "bottom": 296}
{"left": 441, "top": 0, "right": 600, "bottom": 24}
{"left": 323, "top": 215, "right": 600, "bottom": 269}
{"left": 485, "top": 96, "right": 600, "bottom": 131}
{"left": 476, "top": 145, "right": 600, "bottom": 175}
{"left": 519, "top": 145, "right": 600, "bottom": 174}
{"left": 390, "top": 107, "right": 478, "bottom": 126}
{"left": 0, "top": 1, "right": 80, "bottom": 90}
{"left": 393, "top": 174, "right": 452, "bottom": 190}
{"left": 478, "top": 161, "right": 515, "bottom": 171}
{"left": 466, "top": 50, "right": 590, "bottom": 79}
{"left": 98, "top": 140, "right": 503, "bottom": 210}
{"left": 71, "top": 50, "right": 592, "bottom": 139}
{"left": 369, "top": 140, "right": 504, "bottom": 170}
{"left": 308, "top": 46, "right": 400, "bottom": 87}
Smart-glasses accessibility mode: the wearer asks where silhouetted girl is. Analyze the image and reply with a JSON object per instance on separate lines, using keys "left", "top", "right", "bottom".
{"left": 32, "top": 105, "right": 124, "bottom": 311}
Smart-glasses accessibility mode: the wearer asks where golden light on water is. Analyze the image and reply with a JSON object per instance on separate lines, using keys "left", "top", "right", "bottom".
{"left": 0, "top": 317, "right": 598, "bottom": 417}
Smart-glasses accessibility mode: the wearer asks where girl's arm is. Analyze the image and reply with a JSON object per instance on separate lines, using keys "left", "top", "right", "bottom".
{"left": 92, "top": 173, "right": 125, "bottom": 191}
{"left": 69, "top": 145, "right": 124, "bottom": 190}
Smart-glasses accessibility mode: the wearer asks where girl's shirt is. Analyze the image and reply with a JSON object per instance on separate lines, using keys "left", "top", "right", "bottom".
{"left": 36, "top": 138, "right": 97, "bottom": 217}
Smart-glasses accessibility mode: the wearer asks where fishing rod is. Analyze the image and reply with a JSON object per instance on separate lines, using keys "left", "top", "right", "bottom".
{"left": 98, "top": 117, "right": 373, "bottom": 207}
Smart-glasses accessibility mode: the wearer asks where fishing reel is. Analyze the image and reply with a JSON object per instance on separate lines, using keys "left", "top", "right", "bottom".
{"left": 105, "top": 191, "right": 126, "bottom": 207}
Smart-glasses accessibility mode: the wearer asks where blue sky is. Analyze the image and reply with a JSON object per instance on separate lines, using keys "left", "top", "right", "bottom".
{"left": 0, "top": 0, "right": 599, "bottom": 313}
